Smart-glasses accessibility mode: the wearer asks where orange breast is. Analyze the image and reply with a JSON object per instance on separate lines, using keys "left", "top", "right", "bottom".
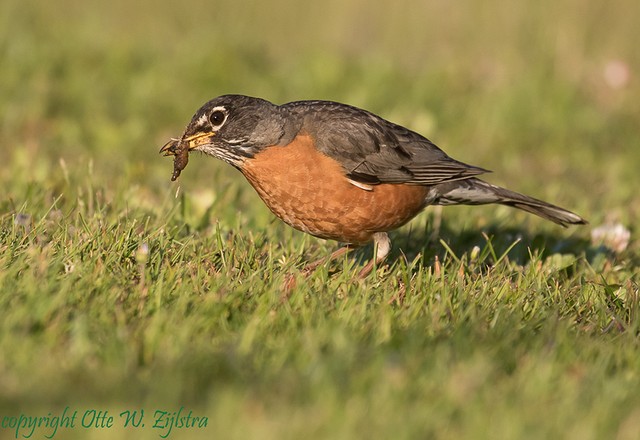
{"left": 240, "top": 134, "right": 430, "bottom": 244}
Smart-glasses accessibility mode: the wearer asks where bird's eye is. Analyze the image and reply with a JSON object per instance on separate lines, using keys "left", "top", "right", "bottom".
{"left": 209, "top": 108, "right": 227, "bottom": 129}
{"left": 210, "top": 111, "right": 224, "bottom": 125}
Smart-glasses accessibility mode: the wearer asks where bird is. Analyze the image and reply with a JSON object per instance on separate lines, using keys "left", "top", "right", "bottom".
{"left": 160, "top": 94, "right": 586, "bottom": 278}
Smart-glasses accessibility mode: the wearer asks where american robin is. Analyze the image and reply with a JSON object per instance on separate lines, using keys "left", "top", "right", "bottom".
{"left": 160, "top": 95, "right": 586, "bottom": 277}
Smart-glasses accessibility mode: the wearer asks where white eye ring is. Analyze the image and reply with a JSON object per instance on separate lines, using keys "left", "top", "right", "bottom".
{"left": 208, "top": 106, "right": 228, "bottom": 130}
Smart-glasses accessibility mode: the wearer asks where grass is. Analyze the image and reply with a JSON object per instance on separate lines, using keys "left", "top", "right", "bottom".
{"left": 1, "top": 0, "right": 639, "bottom": 438}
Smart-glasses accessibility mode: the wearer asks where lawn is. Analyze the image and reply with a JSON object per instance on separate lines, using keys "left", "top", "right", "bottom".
{"left": 1, "top": 0, "right": 639, "bottom": 438}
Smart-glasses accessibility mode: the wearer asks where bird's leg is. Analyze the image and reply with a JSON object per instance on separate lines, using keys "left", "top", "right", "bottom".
{"left": 358, "top": 232, "right": 391, "bottom": 278}
{"left": 282, "top": 244, "right": 357, "bottom": 296}
{"left": 302, "top": 244, "right": 357, "bottom": 275}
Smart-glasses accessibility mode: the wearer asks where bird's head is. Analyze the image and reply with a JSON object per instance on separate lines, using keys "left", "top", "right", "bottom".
{"left": 160, "top": 94, "right": 297, "bottom": 180}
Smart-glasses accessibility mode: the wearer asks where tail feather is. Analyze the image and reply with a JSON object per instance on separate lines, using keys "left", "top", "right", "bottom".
{"left": 428, "top": 178, "right": 587, "bottom": 227}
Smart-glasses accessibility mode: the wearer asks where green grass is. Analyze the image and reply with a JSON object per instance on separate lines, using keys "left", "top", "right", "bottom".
{"left": 1, "top": 0, "right": 639, "bottom": 438}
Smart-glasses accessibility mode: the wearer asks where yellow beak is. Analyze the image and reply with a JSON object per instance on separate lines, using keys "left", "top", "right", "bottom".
{"left": 159, "top": 132, "right": 215, "bottom": 156}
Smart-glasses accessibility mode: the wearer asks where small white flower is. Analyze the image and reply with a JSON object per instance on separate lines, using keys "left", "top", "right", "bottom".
{"left": 603, "top": 60, "right": 630, "bottom": 90}
{"left": 64, "top": 261, "right": 75, "bottom": 274}
{"left": 469, "top": 246, "right": 481, "bottom": 261}
{"left": 591, "top": 222, "right": 631, "bottom": 253}
{"left": 136, "top": 243, "right": 150, "bottom": 263}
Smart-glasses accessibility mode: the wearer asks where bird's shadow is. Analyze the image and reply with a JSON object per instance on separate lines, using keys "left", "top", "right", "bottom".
{"left": 350, "top": 217, "right": 594, "bottom": 272}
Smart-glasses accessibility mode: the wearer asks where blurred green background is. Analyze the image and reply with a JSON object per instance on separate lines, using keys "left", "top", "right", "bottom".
{"left": 1, "top": 0, "right": 639, "bottom": 438}
{"left": 2, "top": 0, "right": 638, "bottom": 211}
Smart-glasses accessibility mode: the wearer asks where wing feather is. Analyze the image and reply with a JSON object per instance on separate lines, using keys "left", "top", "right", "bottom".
{"left": 283, "top": 100, "right": 489, "bottom": 186}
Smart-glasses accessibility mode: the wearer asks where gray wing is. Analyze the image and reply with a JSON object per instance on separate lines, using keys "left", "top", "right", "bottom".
{"left": 284, "top": 100, "right": 489, "bottom": 186}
